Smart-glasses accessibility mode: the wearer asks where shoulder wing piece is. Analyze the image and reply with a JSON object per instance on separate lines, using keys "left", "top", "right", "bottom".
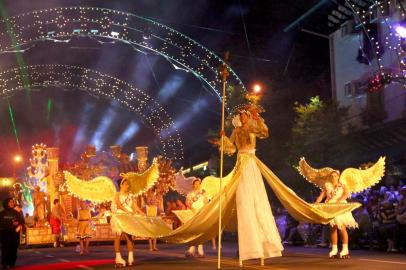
{"left": 63, "top": 171, "right": 116, "bottom": 203}
{"left": 298, "top": 157, "right": 337, "bottom": 189}
{"left": 121, "top": 158, "right": 160, "bottom": 196}
{"left": 339, "top": 156, "right": 385, "bottom": 194}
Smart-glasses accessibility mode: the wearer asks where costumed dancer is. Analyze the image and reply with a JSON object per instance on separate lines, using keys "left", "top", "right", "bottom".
{"left": 111, "top": 177, "right": 145, "bottom": 268}
{"left": 77, "top": 201, "right": 92, "bottom": 255}
{"left": 220, "top": 106, "right": 283, "bottom": 266}
{"left": 184, "top": 178, "right": 209, "bottom": 258}
{"left": 314, "top": 170, "right": 357, "bottom": 258}
{"left": 298, "top": 157, "right": 385, "bottom": 259}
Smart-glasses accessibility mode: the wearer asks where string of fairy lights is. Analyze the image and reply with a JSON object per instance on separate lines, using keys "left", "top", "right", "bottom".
{"left": 0, "top": 6, "right": 246, "bottom": 102}
{"left": 0, "top": 64, "right": 184, "bottom": 161}
{"left": 344, "top": 0, "right": 406, "bottom": 90}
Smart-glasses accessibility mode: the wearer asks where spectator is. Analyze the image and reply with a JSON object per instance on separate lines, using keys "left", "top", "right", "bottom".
{"left": 0, "top": 198, "right": 25, "bottom": 269}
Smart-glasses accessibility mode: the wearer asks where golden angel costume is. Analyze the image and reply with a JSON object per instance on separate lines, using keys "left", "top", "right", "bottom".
{"left": 222, "top": 115, "right": 283, "bottom": 261}
{"left": 298, "top": 157, "right": 385, "bottom": 229}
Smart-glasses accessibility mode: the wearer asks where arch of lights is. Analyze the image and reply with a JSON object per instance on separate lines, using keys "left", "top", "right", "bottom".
{"left": 0, "top": 6, "right": 246, "bottom": 101}
{"left": 0, "top": 64, "right": 184, "bottom": 160}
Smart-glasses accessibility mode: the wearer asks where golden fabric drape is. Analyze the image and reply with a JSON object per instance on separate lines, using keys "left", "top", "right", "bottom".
{"left": 106, "top": 154, "right": 367, "bottom": 243}
{"left": 112, "top": 155, "right": 360, "bottom": 244}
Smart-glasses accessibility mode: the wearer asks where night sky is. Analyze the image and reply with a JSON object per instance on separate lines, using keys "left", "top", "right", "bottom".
{"left": 0, "top": 0, "right": 330, "bottom": 175}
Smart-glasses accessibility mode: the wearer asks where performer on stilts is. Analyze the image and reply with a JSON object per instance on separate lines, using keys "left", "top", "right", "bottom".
{"left": 298, "top": 157, "right": 385, "bottom": 259}
{"left": 219, "top": 105, "right": 283, "bottom": 266}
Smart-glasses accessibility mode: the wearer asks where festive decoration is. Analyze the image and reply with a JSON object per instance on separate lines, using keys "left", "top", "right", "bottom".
{"left": 153, "top": 156, "right": 177, "bottom": 197}
{"left": 0, "top": 64, "right": 184, "bottom": 160}
{"left": 345, "top": 0, "right": 406, "bottom": 86}
{"left": 0, "top": 6, "right": 246, "bottom": 104}
{"left": 26, "top": 143, "right": 48, "bottom": 191}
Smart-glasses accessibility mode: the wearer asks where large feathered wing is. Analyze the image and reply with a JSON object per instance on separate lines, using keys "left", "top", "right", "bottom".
{"left": 339, "top": 156, "right": 385, "bottom": 194}
{"left": 298, "top": 157, "right": 338, "bottom": 189}
{"left": 121, "top": 158, "right": 160, "bottom": 196}
{"left": 63, "top": 171, "right": 117, "bottom": 203}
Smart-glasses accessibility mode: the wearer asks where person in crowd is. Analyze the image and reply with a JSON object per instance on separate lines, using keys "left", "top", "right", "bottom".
{"left": 378, "top": 200, "right": 398, "bottom": 252}
{"left": 0, "top": 198, "right": 25, "bottom": 269}
{"left": 50, "top": 199, "right": 64, "bottom": 248}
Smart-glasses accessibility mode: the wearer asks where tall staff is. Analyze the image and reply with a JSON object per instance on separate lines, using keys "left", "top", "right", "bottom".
{"left": 217, "top": 52, "right": 229, "bottom": 269}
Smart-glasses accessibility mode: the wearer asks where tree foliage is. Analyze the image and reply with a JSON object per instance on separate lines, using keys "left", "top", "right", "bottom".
{"left": 287, "top": 96, "right": 354, "bottom": 168}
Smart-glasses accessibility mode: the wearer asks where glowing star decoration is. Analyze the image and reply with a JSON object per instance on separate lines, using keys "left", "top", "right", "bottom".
{"left": 0, "top": 64, "right": 184, "bottom": 161}
{"left": 26, "top": 143, "right": 49, "bottom": 191}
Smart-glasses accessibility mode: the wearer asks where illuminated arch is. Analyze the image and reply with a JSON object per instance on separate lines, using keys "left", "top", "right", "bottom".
{"left": 0, "top": 6, "right": 246, "bottom": 102}
{"left": 0, "top": 64, "right": 184, "bottom": 160}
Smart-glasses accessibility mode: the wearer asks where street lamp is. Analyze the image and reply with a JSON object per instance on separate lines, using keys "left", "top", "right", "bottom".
{"left": 253, "top": 83, "right": 262, "bottom": 94}
{"left": 14, "top": 155, "right": 22, "bottom": 163}
{"left": 13, "top": 155, "right": 23, "bottom": 178}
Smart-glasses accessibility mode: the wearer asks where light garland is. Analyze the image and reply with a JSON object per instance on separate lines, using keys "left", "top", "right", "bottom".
{"left": 0, "top": 64, "right": 184, "bottom": 160}
{"left": 0, "top": 6, "right": 246, "bottom": 104}
{"left": 345, "top": 0, "right": 406, "bottom": 87}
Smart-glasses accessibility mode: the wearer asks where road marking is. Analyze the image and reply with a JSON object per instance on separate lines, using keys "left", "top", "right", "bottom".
{"left": 59, "top": 259, "right": 70, "bottom": 262}
{"left": 45, "top": 254, "right": 54, "bottom": 258}
{"left": 359, "top": 258, "right": 406, "bottom": 265}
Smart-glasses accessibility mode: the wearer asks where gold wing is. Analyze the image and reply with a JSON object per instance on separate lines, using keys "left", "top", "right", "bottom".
{"left": 63, "top": 171, "right": 116, "bottom": 203}
{"left": 298, "top": 157, "right": 338, "bottom": 189}
{"left": 339, "top": 156, "right": 385, "bottom": 194}
{"left": 121, "top": 158, "right": 160, "bottom": 196}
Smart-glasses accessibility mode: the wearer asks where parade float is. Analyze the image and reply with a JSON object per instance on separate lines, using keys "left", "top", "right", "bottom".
{"left": 22, "top": 144, "right": 177, "bottom": 246}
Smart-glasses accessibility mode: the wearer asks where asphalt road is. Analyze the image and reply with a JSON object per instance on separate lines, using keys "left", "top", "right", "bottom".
{"left": 12, "top": 242, "right": 406, "bottom": 270}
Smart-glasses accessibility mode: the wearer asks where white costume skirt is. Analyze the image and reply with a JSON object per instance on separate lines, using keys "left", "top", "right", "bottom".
{"left": 329, "top": 211, "right": 358, "bottom": 230}
{"left": 236, "top": 152, "right": 283, "bottom": 260}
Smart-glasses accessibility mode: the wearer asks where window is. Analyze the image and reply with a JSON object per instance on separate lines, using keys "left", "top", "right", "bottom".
{"left": 344, "top": 82, "right": 352, "bottom": 97}
{"left": 344, "top": 82, "right": 366, "bottom": 98}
